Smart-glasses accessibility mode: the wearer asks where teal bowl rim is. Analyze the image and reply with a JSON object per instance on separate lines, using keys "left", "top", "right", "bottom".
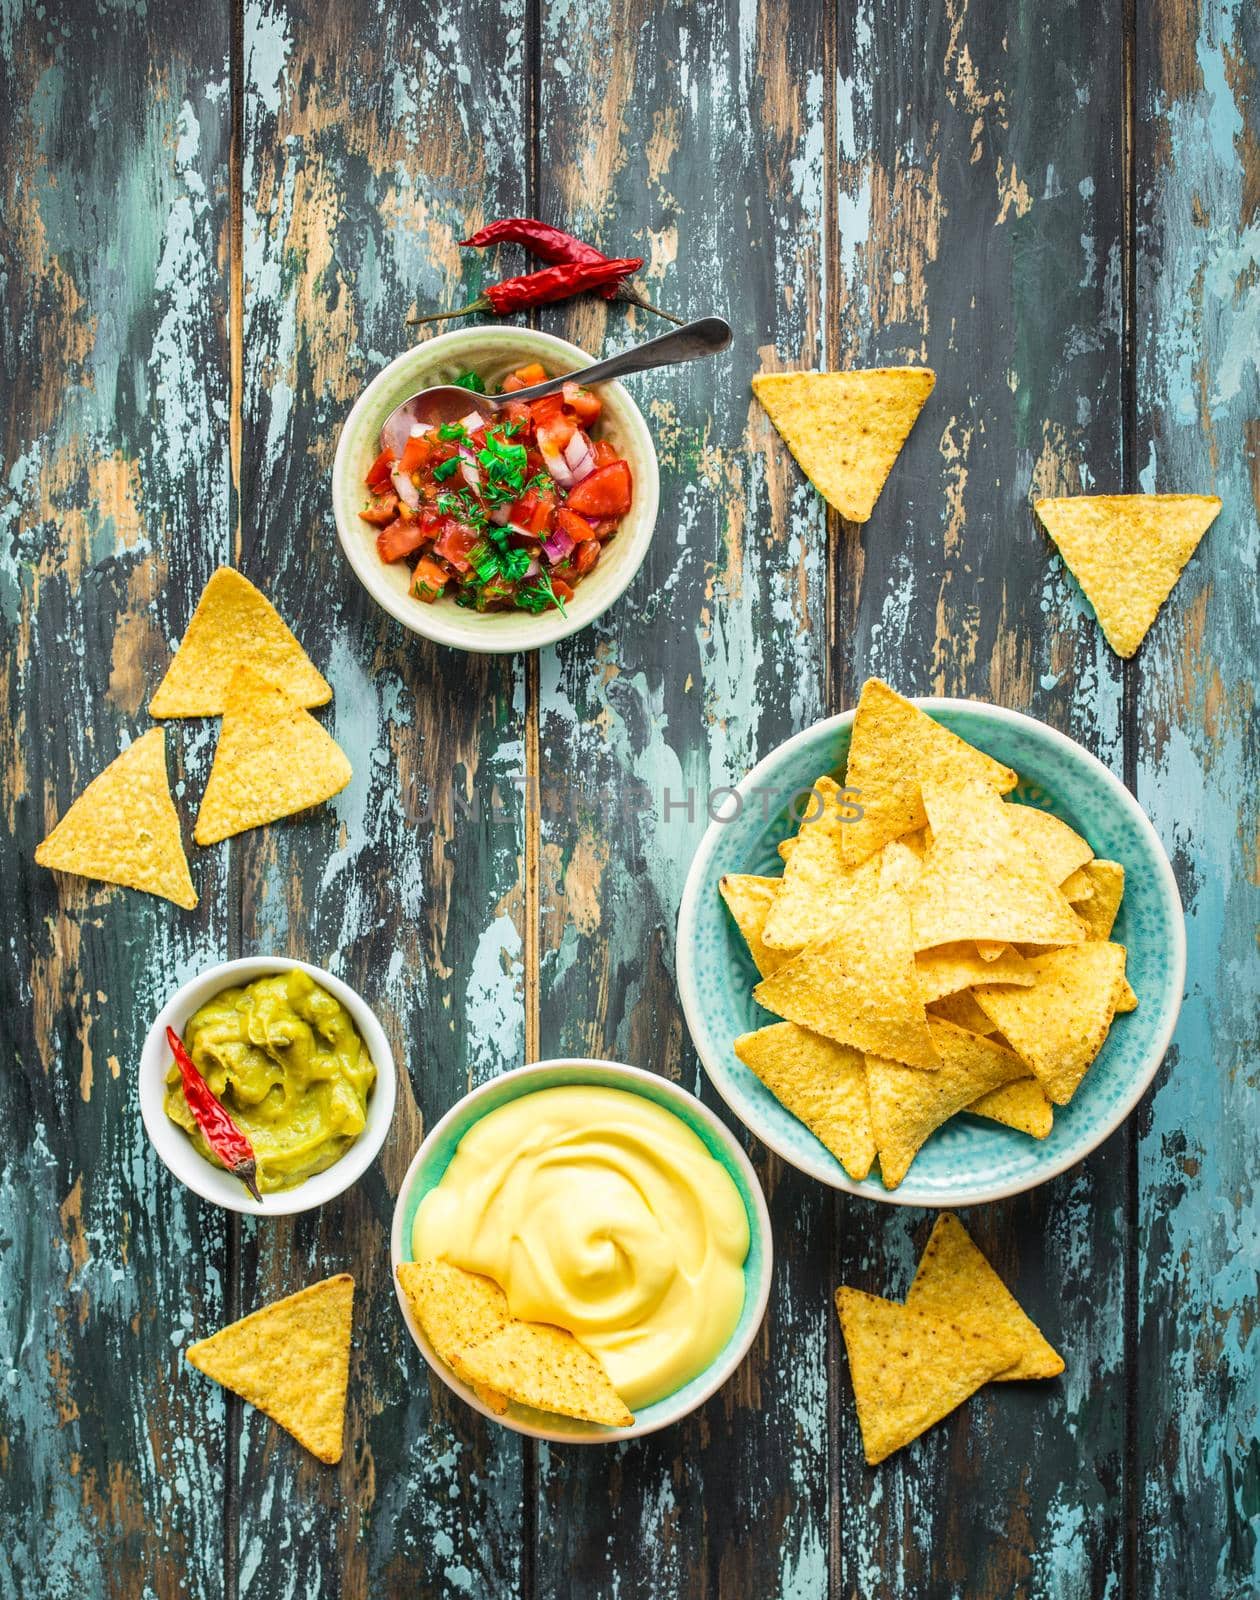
{"left": 676, "top": 698, "right": 1186, "bottom": 1208}
{"left": 389, "top": 1058, "right": 773, "bottom": 1443}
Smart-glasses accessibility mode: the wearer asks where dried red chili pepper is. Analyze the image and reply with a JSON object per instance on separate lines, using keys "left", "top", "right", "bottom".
{"left": 166, "top": 1025, "right": 264, "bottom": 1203}
{"left": 414, "top": 257, "right": 643, "bottom": 324}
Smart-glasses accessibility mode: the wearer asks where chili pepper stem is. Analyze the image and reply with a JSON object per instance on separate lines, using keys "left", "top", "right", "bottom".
{"left": 615, "top": 288, "right": 685, "bottom": 325}
{"left": 235, "top": 1160, "right": 264, "bottom": 1204}
{"left": 409, "top": 299, "right": 489, "bottom": 325}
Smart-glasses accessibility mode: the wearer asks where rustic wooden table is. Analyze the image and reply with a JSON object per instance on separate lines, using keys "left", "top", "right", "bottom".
{"left": 3, "top": 1, "right": 1256, "bottom": 1595}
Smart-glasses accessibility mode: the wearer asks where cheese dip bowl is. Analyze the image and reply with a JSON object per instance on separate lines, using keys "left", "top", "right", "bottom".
{"left": 391, "top": 1059, "right": 773, "bottom": 1442}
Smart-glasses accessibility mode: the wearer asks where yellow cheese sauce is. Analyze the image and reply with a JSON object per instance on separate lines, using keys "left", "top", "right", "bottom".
{"left": 412, "top": 1085, "right": 750, "bottom": 1409}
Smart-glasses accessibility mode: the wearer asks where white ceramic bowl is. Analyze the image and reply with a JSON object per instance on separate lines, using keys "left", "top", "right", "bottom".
{"left": 139, "top": 956, "right": 396, "bottom": 1217}
{"left": 332, "top": 328, "right": 660, "bottom": 653}
{"left": 390, "top": 1058, "right": 774, "bottom": 1443}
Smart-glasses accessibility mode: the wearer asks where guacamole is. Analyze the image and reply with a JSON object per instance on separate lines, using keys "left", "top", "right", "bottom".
{"left": 164, "top": 970, "right": 376, "bottom": 1193}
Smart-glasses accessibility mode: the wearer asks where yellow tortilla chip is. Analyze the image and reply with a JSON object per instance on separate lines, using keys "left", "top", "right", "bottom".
{"left": 877, "top": 837, "right": 924, "bottom": 894}
{"left": 1116, "top": 978, "right": 1138, "bottom": 1013}
{"left": 865, "top": 1020, "right": 1026, "bottom": 1187}
{"left": 396, "top": 1260, "right": 512, "bottom": 1413}
{"left": 835, "top": 1287, "right": 1020, "bottom": 1464}
{"left": 752, "top": 368, "right": 935, "bottom": 523}
{"left": 841, "top": 679, "right": 1017, "bottom": 865}
{"left": 754, "top": 892, "right": 938, "bottom": 1071}
{"left": 761, "top": 777, "right": 879, "bottom": 949}
{"left": 909, "top": 780, "right": 1085, "bottom": 951}
{"left": 718, "top": 874, "right": 793, "bottom": 978}
{"left": 966, "top": 1076, "right": 1054, "bottom": 1138}
{"left": 194, "top": 665, "right": 352, "bottom": 845}
{"left": 1072, "top": 860, "right": 1125, "bottom": 940}
{"left": 734, "top": 1022, "right": 875, "bottom": 1180}
{"left": 35, "top": 728, "right": 197, "bottom": 909}
{"left": 457, "top": 1321, "right": 633, "bottom": 1428}
{"left": 927, "top": 990, "right": 997, "bottom": 1034}
{"left": 186, "top": 1274, "right": 353, "bottom": 1464}
{"left": 1004, "top": 805, "right": 1094, "bottom": 885}
{"left": 907, "top": 1214, "right": 1064, "bottom": 1380}
{"left": 1034, "top": 493, "right": 1221, "bottom": 658}
{"left": 973, "top": 943, "right": 1127, "bottom": 1104}
{"left": 915, "top": 941, "right": 1033, "bottom": 1003}
{"left": 150, "top": 567, "right": 332, "bottom": 716}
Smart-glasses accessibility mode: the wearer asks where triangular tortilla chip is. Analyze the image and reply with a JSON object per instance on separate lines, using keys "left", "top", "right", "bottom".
{"left": 734, "top": 1022, "right": 875, "bottom": 1180}
{"left": 909, "top": 780, "right": 1084, "bottom": 951}
{"left": 396, "top": 1260, "right": 512, "bottom": 1414}
{"left": 835, "top": 1287, "right": 1020, "bottom": 1464}
{"left": 35, "top": 728, "right": 197, "bottom": 909}
{"left": 754, "top": 893, "right": 938, "bottom": 1070}
{"left": 150, "top": 567, "right": 331, "bottom": 716}
{"left": 841, "top": 680, "right": 1017, "bottom": 865}
{"left": 762, "top": 777, "right": 883, "bottom": 949}
{"left": 752, "top": 368, "right": 935, "bottom": 523}
{"left": 914, "top": 941, "right": 1033, "bottom": 1004}
{"left": 1004, "top": 805, "right": 1093, "bottom": 884}
{"left": 186, "top": 1274, "right": 353, "bottom": 1463}
{"left": 1072, "top": 860, "right": 1125, "bottom": 940}
{"left": 718, "top": 874, "right": 793, "bottom": 978}
{"left": 973, "top": 943, "right": 1127, "bottom": 1104}
{"left": 456, "top": 1321, "right": 633, "bottom": 1428}
{"left": 194, "top": 665, "right": 352, "bottom": 844}
{"left": 965, "top": 1076, "right": 1054, "bottom": 1137}
{"left": 1116, "top": 978, "right": 1138, "bottom": 1013}
{"left": 877, "top": 836, "right": 924, "bottom": 894}
{"left": 1059, "top": 867, "right": 1095, "bottom": 902}
{"left": 907, "top": 1214, "right": 1064, "bottom": 1380}
{"left": 1034, "top": 494, "right": 1221, "bottom": 658}
{"left": 865, "top": 1020, "right": 1026, "bottom": 1187}
{"left": 927, "top": 990, "right": 998, "bottom": 1034}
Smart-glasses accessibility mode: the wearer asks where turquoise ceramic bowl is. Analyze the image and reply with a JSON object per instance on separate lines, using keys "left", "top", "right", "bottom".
{"left": 390, "top": 1058, "right": 773, "bottom": 1442}
{"left": 676, "top": 700, "right": 1185, "bottom": 1208}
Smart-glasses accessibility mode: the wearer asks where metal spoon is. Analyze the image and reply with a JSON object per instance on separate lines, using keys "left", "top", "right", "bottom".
{"left": 382, "top": 316, "right": 732, "bottom": 445}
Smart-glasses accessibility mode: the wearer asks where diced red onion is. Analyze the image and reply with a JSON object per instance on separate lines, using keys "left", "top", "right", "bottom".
{"left": 458, "top": 447, "right": 481, "bottom": 491}
{"left": 523, "top": 558, "right": 541, "bottom": 579}
{"left": 541, "top": 526, "right": 575, "bottom": 565}
{"left": 391, "top": 464, "right": 420, "bottom": 508}
{"left": 488, "top": 503, "right": 511, "bottom": 525}
{"left": 540, "top": 438, "right": 574, "bottom": 487}
{"left": 381, "top": 403, "right": 422, "bottom": 457}
{"left": 458, "top": 409, "right": 487, "bottom": 433}
{"left": 564, "top": 430, "right": 590, "bottom": 468}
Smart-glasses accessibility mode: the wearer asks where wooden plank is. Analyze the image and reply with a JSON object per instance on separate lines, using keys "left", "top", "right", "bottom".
{"left": 0, "top": 2, "right": 232, "bottom": 1596}
{"left": 1133, "top": 3, "right": 1260, "bottom": 1594}
{"left": 530, "top": 2, "right": 833, "bottom": 1594}
{"left": 828, "top": 4, "right": 1130, "bottom": 1596}
{"left": 230, "top": 0, "right": 529, "bottom": 1593}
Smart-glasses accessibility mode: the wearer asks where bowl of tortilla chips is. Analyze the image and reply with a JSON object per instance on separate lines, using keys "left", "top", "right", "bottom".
{"left": 676, "top": 680, "right": 1185, "bottom": 1206}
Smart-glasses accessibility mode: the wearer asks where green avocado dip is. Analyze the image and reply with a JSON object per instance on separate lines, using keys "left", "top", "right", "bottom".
{"left": 163, "top": 970, "right": 376, "bottom": 1193}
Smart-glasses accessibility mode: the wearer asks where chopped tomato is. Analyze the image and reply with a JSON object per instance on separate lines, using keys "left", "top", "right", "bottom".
{"left": 570, "top": 539, "right": 601, "bottom": 576}
{"left": 553, "top": 507, "right": 595, "bottom": 547}
{"left": 566, "top": 460, "right": 632, "bottom": 518}
{"left": 509, "top": 488, "right": 556, "bottom": 538}
{"left": 359, "top": 493, "right": 400, "bottom": 526}
{"left": 433, "top": 519, "right": 483, "bottom": 573}
{"left": 377, "top": 519, "right": 428, "bottom": 563}
{"left": 531, "top": 393, "right": 577, "bottom": 453}
{"left": 563, "top": 382, "right": 602, "bottom": 425}
{"left": 550, "top": 575, "right": 576, "bottom": 604}
{"left": 591, "top": 438, "right": 619, "bottom": 468}
{"left": 590, "top": 516, "right": 620, "bottom": 542}
{"left": 411, "top": 556, "right": 449, "bottom": 602}
{"left": 366, "top": 447, "right": 396, "bottom": 491}
{"left": 399, "top": 432, "right": 434, "bottom": 476}
{"left": 504, "top": 362, "right": 547, "bottom": 391}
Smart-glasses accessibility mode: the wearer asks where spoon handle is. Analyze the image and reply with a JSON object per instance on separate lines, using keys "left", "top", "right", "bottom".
{"left": 502, "top": 317, "right": 732, "bottom": 403}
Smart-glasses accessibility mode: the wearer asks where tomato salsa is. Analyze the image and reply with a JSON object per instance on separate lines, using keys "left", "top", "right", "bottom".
{"left": 361, "top": 364, "right": 634, "bottom": 614}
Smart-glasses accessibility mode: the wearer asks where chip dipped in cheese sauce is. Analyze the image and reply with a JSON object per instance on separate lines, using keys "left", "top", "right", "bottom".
{"left": 412, "top": 1085, "right": 750, "bottom": 1410}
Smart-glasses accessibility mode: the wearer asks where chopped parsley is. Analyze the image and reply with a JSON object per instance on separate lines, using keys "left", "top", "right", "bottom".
{"left": 432, "top": 456, "right": 461, "bottom": 482}
{"left": 454, "top": 371, "right": 486, "bottom": 393}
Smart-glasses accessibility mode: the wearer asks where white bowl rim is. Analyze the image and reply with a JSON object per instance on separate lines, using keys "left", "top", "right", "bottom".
{"left": 676, "top": 697, "right": 1187, "bottom": 1208}
{"left": 138, "top": 955, "right": 397, "bottom": 1217}
{"left": 389, "top": 1056, "right": 774, "bottom": 1444}
{"left": 331, "top": 327, "right": 661, "bottom": 654}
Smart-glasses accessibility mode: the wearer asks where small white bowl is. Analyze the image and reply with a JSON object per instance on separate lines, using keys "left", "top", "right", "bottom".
{"left": 390, "top": 1058, "right": 774, "bottom": 1443}
{"left": 139, "top": 956, "right": 396, "bottom": 1217}
{"left": 331, "top": 327, "right": 661, "bottom": 653}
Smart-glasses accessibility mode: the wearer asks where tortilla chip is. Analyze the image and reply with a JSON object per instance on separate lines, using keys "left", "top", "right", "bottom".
{"left": 396, "top": 1260, "right": 513, "bottom": 1412}
{"left": 762, "top": 777, "right": 880, "bottom": 949}
{"left": 457, "top": 1321, "right": 633, "bottom": 1428}
{"left": 928, "top": 990, "right": 997, "bottom": 1034}
{"left": 150, "top": 567, "right": 332, "bottom": 716}
{"left": 1004, "top": 805, "right": 1094, "bottom": 885}
{"left": 973, "top": 943, "right": 1127, "bottom": 1104}
{"left": 865, "top": 1020, "right": 1026, "bottom": 1187}
{"left": 841, "top": 679, "right": 1017, "bottom": 866}
{"left": 734, "top": 1022, "right": 875, "bottom": 1180}
{"left": 878, "top": 837, "right": 924, "bottom": 894}
{"left": 1072, "top": 860, "right": 1125, "bottom": 940}
{"left": 194, "top": 665, "right": 352, "bottom": 845}
{"left": 835, "top": 1287, "right": 1020, "bottom": 1464}
{"left": 966, "top": 1076, "right": 1054, "bottom": 1138}
{"left": 907, "top": 1214, "right": 1064, "bottom": 1380}
{"left": 718, "top": 874, "right": 793, "bottom": 978}
{"left": 752, "top": 368, "right": 935, "bottom": 523}
{"left": 1034, "top": 493, "right": 1221, "bottom": 658}
{"left": 1115, "top": 978, "right": 1138, "bottom": 1013}
{"left": 35, "top": 728, "right": 197, "bottom": 909}
{"left": 754, "top": 892, "right": 938, "bottom": 1071}
{"left": 914, "top": 941, "right": 1033, "bottom": 1002}
{"left": 778, "top": 836, "right": 797, "bottom": 861}
{"left": 909, "top": 780, "right": 1085, "bottom": 951}
{"left": 186, "top": 1274, "right": 353, "bottom": 1464}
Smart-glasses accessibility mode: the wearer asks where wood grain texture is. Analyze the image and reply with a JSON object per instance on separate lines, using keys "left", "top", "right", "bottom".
{"left": 1133, "top": 2, "right": 1260, "bottom": 1595}
{"left": 0, "top": 4, "right": 232, "bottom": 1596}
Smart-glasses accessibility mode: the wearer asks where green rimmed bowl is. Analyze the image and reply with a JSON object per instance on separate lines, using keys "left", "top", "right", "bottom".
{"left": 389, "top": 1058, "right": 773, "bottom": 1442}
{"left": 676, "top": 699, "right": 1186, "bottom": 1208}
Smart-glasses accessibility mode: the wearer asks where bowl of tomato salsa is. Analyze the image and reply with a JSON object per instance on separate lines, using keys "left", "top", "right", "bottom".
{"left": 333, "top": 328, "right": 659, "bottom": 652}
